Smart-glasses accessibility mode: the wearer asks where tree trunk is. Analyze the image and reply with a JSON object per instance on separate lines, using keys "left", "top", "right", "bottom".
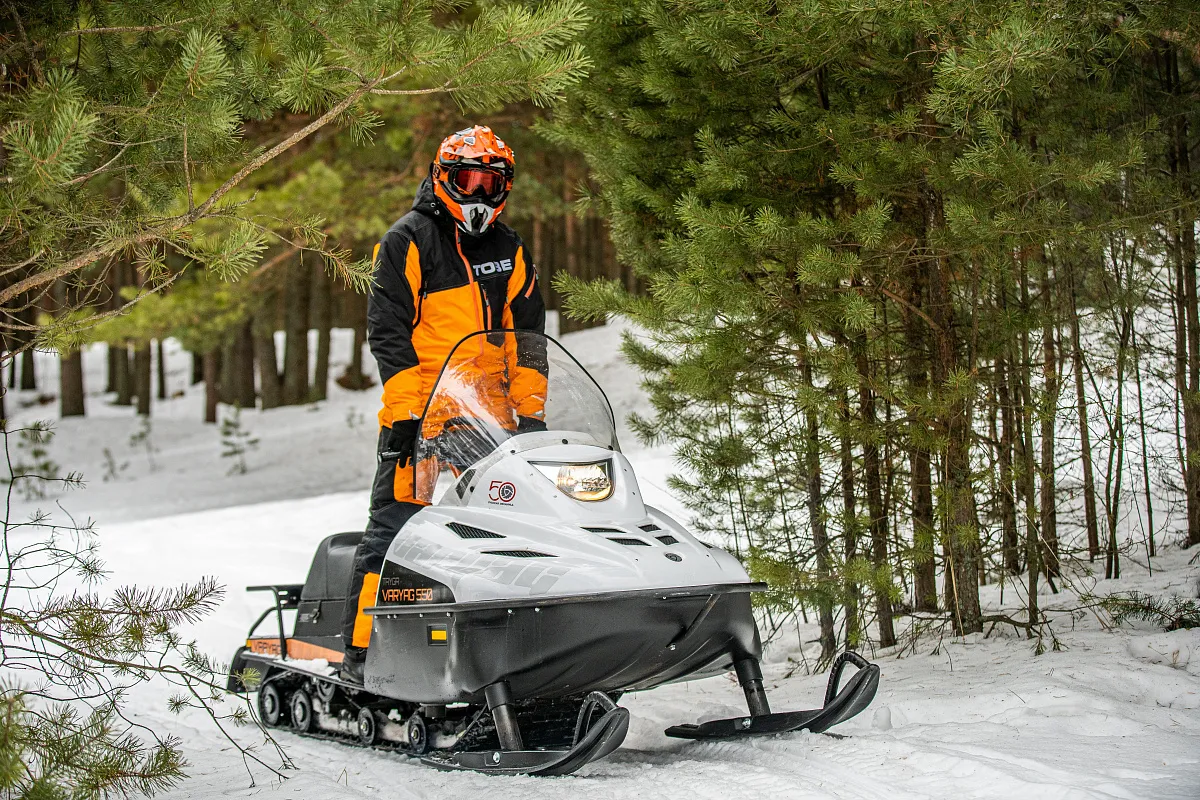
{"left": 255, "top": 313, "right": 283, "bottom": 410}
{"left": 232, "top": 321, "right": 257, "bottom": 409}
{"left": 1182, "top": 212, "right": 1200, "bottom": 549}
{"left": 1133, "top": 327, "right": 1156, "bottom": 557}
{"left": 1069, "top": 264, "right": 1101, "bottom": 560}
{"left": 134, "top": 342, "right": 151, "bottom": 416}
{"left": 562, "top": 164, "right": 580, "bottom": 334}
{"left": 282, "top": 254, "right": 312, "bottom": 405}
{"left": 1018, "top": 259, "right": 1040, "bottom": 627}
{"left": 337, "top": 289, "right": 372, "bottom": 391}
{"left": 219, "top": 339, "right": 235, "bottom": 405}
{"left": 996, "top": 351, "right": 1021, "bottom": 574}
{"left": 113, "top": 343, "right": 133, "bottom": 405}
{"left": 840, "top": 394, "right": 861, "bottom": 649}
{"left": 156, "top": 339, "right": 167, "bottom": 400}
{"left": 855, "top": 342, "right": 896, "bottom": 647}
{"left": 106, "top": 265, "right": 120, "bottom": 393}
{"left": 1039, "top": 253, "right": 1060, "bottom": 577}
{"left": 19, "top": 347, "right": 35, "bottom": 391}
{"left": 203, "top": 350, "right": 220, "bottom": 424}
{"left": 1104, "top": 251, "right": 1135, "bottom": 580}
{"left": 904, "top": 262, "right": 937, "bottom": 611}
{"left": 191, "top": 351, "right": 204, "bottom": 385}
{"left": 58, "top": 348, "right": 85, "bottom": 417}
{"left": 802, "top": 356, "right": 836, "bottom": 662}
{"left": 311, "top": 260, "right": 332, "bottom": 402}
{"left": 925, "top": 189, "right": 981, "bottom": 634}
{"left": 1169, "top": 48, "right": 1200, "bottom": 549}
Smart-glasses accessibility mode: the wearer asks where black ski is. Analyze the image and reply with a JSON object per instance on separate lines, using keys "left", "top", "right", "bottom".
{"left": 424, "top": 704, "right": 629, "bottom": 776}
{"left": 665, "top": 652, "right": 879, "bottom": 740}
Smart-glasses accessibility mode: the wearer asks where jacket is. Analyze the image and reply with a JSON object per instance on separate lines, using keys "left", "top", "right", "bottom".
{"left": 368, "top": 178, "right": 547, "bottom": 499}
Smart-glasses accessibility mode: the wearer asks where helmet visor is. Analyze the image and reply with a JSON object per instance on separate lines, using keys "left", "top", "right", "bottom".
{"left": 450, "top": 166, "right": 506, "bottom": 197}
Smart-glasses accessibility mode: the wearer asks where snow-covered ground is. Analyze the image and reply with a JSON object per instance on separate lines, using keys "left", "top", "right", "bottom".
{"left": 5, "top": 323, "right": 1200, "bottom": 798}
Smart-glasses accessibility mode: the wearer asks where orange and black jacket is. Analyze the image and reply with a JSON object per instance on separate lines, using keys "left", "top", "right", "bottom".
{"left": 368, "top": 178, "right": 546, "bottom": 496}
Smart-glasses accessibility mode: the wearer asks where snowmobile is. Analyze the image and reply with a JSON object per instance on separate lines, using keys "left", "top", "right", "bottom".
{"left": 228, "top": 330, "right": 879, "bottom": 776}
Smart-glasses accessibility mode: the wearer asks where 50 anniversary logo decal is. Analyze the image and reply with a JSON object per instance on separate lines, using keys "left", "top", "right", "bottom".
{"left": 488, "top": 480, "right": 517, "bottom": 504}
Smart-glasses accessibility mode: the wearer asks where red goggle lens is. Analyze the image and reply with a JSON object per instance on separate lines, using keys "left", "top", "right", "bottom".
{"left": 450, "top": 167, "right": 506, "bottom": 196}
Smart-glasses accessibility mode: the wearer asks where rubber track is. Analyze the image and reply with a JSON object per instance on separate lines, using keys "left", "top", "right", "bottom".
{"left": 259, "top": 666, "right": 590, "bottom": 758}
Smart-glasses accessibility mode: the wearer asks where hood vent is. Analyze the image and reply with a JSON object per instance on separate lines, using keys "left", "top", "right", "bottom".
{"left": 482, "top": 549, "right": 556, "bottom": 558}
{"left": 455, "top": 469, "right": 476, "bottom": 499}
{"left": 639, "top": 523, "right": 662, "bottom": 532}
{"left": 447, "top": 522, "right": 504, "bottom": 539}
{"left": 608, "top": 537, "right": 651, "bottom": 547}
{"left": 582, "top": 526, "right": 625, "bottom": 534}
{"left": 656, "top": 535, "right": 679, "bottom": 545}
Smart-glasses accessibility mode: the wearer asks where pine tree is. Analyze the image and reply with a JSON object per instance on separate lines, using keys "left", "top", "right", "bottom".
{"left": 1, "top": 0, "right": 591, "bottom": 361}
{"left": 550, "top": 0, "right": 1200, "bottom": 645}
{"left": 0, "top": 422, "right": 267, "bottom": 797}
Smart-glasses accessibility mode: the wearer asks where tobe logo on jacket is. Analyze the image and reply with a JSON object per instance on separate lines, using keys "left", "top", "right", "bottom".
{"left": 471, "top": 258, "right": 513, "bottom": 278}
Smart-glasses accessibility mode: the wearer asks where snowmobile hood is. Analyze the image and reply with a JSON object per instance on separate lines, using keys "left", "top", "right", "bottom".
{"left": 381, "top": 330, "right": 751, "bottom": 608}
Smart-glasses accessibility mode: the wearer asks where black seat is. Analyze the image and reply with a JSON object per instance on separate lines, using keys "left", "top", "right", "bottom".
{"left": 301, "top": 531, "right": 364, "bottom": 601}
{"left": 292, "top": 531, "right": 365, "bottom": 654}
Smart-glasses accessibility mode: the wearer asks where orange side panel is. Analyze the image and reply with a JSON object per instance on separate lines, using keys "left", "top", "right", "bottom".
{"left": 245, "top": 638, "right": 346, "bottom": 664}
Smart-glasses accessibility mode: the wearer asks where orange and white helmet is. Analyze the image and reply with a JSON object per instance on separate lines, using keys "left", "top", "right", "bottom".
{"left": 431, "top": 125, "right": 515, "bottom": 236}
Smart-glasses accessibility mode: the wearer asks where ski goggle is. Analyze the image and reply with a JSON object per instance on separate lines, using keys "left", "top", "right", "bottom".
{"left": 448, "top": 166, "right": 507, "bottom": 197}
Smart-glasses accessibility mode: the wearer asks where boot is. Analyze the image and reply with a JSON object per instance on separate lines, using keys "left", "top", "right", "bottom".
{"left": 339, "top": 646, "right": 366, "bottom": 685}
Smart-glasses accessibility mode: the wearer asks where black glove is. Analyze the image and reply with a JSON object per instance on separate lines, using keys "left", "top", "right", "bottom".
{"left": 517, "top": 415, "right": 548, "bottom": 434}
{"left": 382, "top": 419, "right": 419, "bottom": 465}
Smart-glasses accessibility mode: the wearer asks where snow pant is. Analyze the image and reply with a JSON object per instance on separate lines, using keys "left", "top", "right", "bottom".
{"left": 341, "top": 430, "right": 424, "bottom": 659}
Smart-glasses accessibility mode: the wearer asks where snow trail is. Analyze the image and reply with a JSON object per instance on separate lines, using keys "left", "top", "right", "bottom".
{"left": 5, "top": 323, "right": 1199, "bottom": 798}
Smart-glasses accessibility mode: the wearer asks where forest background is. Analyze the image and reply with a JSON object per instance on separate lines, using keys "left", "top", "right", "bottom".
{"left": 2, "top": 1, "right": 1200, "bottom": 795}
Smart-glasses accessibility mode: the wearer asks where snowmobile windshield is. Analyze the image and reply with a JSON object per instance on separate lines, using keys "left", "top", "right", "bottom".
{"left": 413, "top": 330, "right": 619, "bottom": 504}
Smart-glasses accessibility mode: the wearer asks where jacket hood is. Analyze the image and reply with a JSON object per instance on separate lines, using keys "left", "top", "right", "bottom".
{"left": 413, "top": 175, "right": 465, "bottom": 239}
{"left": 412, "top": 176, "right": 443, "bottom": 216}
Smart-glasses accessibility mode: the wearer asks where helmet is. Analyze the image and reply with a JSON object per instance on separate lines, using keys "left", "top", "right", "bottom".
{"left": 431, "top": 125, "right": 515, "bottom": 236}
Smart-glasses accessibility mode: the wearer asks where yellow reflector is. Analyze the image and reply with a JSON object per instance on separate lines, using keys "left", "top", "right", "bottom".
{"left": 428, "top": 626, "right": 448, "bottom": 645}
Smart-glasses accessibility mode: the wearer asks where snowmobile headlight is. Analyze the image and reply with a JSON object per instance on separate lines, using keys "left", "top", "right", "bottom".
{"left": 532, "top": 460, "right": 613, "bottom": 502}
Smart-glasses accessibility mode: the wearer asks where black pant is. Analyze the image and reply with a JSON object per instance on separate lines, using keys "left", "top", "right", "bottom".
{"left": 341, "top": 431, "right": 423, "bottom": 657}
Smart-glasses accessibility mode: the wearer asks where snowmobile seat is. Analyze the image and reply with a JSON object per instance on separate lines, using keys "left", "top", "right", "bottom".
{"left": 300, "top": 531, "right": 364, "bottom": 601}
{"left": 292, "top": 531, "right": 363, "bottom": 655}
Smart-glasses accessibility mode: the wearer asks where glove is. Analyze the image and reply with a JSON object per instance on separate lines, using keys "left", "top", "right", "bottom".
{"left": 517, "top": 415, "right": 548, "bottom": 434}
{"left": 382, "top": 419, "right": 419, "bottom": 465}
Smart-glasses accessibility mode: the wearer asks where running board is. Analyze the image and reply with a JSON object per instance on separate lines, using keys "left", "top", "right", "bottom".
{"left": 665, "top": 652, "right": 879, "bottom": 740}
{"left": 424, "top": 705, "right": 630, "bottom": 776}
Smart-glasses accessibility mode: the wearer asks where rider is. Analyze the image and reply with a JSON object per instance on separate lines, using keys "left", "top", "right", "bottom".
{"left": 340, "top": 125, "right": 546, "bottom": 683}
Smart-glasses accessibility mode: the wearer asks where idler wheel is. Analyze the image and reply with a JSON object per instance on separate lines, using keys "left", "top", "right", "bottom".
{"left": 406, "top": 713, "right": 428, "bottom": 755}
{"left": 315, "top": 680, "right": 337, "bottom": 704}
{"left": 290, "top": 689, "right": 314, "bottom": 733}
{"left": 356, "top": 707, "right": 378, "bottom": 746}
{"left": 258, "top": 683, "right": 286, "bottom": 727}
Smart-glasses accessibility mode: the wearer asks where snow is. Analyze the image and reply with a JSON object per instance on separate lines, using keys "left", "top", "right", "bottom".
{"left": 5, "top": 321, "right": 1200, "bottom": 798}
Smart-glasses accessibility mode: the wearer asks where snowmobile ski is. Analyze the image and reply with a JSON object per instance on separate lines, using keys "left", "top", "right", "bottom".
{"left": 664, "top": 652, "right": 879, "bottom": 740}
{"left": 423, "top": 692, "right": 629, "bottom": 775}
